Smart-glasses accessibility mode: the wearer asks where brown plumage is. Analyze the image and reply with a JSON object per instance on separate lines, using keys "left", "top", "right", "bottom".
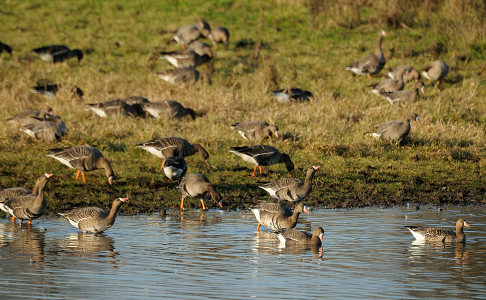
{"left": 86, "top": 99, "right": 140, "bottom": 118}
{"left": 250, "top": 202, "right": 309, "bottom": 232}
{"left": 346, "top": 30, "right": 386, "bottom": 77}
{"left": 173, "top": 20, "right": 211, "bottom": 46}
{"left": 187, "top": 41, "right": 214, "bottom": 58}
{"left": 0, "top": 174, "right": 53, "bottom": 225}
{"left": 259, "top": 166, "right": 320, "bottom": 203}
{"left": 231, "top": 120, "right": 279, "bottom": 141}
{"left": 47, "top": 146, "right": 114, "bottom": 185}
{"left": 59, "top": 197, "right": 128, "bottom": 233}
{"left": 0, "top": 174, "right": 50, "bottom": 217}
{"left": 6, "top": 108, "right": 53, "bottom": 126}
{"left": 229, "top": 145, "right": 294, "bottom": 177}
{"left": 405, "top": 219, "right": 470, "bottom": 243}
{"left": 368, "top": 113, "right": 420, "bottom": 141}
{"left": 369, "top": 69, "right": 407, "bottom": 95}
{"left": 379, "top": 81, "right": 425, "bottom": 105}
{"left": 278, "top": 227, "right": 324, "bottom": 246}
{"left": 422, "top": 60, "right": 449, "bottom": 87}
{"left": 20, "top": 115, "right": 68, "bottom": 142}
{"left": 159, "top": 49, "right": 211, "bottom": 68}
{"left": 136, "top": 137, "right": 210, "bottom": 169}
{"left": 142, "top": 100, "right": 197, "bottom": 120}
{"left": 157, "top": 67, "right": 211, "bottom": 85}
{"left": 209, "top": 26, "right": 230, "bottom": 46}
{"left": 387, "top": 65, "right": 420, "bottom": 83}
{"left": 177, "top": 173, "right": 222, "bottom": 210}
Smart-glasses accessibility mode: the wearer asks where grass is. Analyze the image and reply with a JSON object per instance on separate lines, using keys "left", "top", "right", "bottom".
{"left": 0, "top": 0, "right": 485, "bottom": 215}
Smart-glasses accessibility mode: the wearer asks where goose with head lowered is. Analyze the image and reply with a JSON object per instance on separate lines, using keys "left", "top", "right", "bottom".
{"left": 59, "top": 197, "right": 128, "bottom": 233}
{"left": 142, "top": 100, "right": 197, "bottom": 120}
{"left": 379, "top": 81, "right": 425, "bottom": 105}
{"left": 231, "top": 120, "right": 279, "bottom": 141}
{"left": 421, "top": 60, "right": 449, "bottom": 87}
{"left": 209, "top": 26, "right": 230, "bottom": 47}
{"left": 162, "top": 157, "right": 187, "bottom": 181}
{"left": 177, "top": 173, "right": 222, "bottom": 210}
{"left": 230, "top": 145, "right": 294, "bottom": 177}
{"left": 277, "top": 227, "right": 324, "bottom": 246}
{"left": 159, "top": 49, "right": 211, "bottom": 68}
{"left": 157, "top": 67, "right": 210, "bottom": 85}
{"left": 387, "top": 65, "right": 420, "bottom": 83}
{"left": 367, "top": 113, "right": 420, "bottom": 141}
{"left": 345, "top": 30, "right": 386, "bottom": 77}
{"left": 250, "top": 202, "right": 309, "bottom": 232}
{"left": 32, "top": 45, "right": 83, "bottom": 63}
{"left": 404, "top": 219, "right": 470, "bottom": 243}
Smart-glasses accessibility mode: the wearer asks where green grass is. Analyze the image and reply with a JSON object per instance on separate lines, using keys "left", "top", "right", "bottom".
{"left": 1, "top": 0, "right": 486, "bottom": 215}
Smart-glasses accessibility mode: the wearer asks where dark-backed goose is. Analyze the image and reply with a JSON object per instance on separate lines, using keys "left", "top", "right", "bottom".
{"left": 59, "top": 197, "right": 128, "bottom": 233}
{"left": 250, "top": 202, "right": 309, "bottom": 232}
{"left": 173, "top": 20, "right": 211, "bottom": 47}
{"left": 404, "top": 219, "right": 469, "bottom": 243}
{"left": 277, "top": 227, "right": 324, "bottom": 246}
{"left": 47, "top": 146, "right": 114, "bottom": 185}
{"left": 272, "top": 88, "right": 313, "bottom": 103}
{"left": 229, "top": 145, "right": 294, "bottom": 177}
{"left": 209, "top": 26, "right": 230, "bottom": 46}
{"left": 0, "top": 41, "right": 12, "bottom": 55}
{"left": 86, "top": 99, "right": 140, "bottom": 118}
{"left": 160, "top": 50, "right": 211, "bottom": 68}
{"left": 20, "top": 115, "right": 68, "bottom": 142}
{"left": 231, "top": 120, "right": 279, "bottom": 141}
{"left": 136, "top": 137, "right": 210, "bottom": 169}
{"left": 142, "top": 100, "right": 197, "bottom": 120}
{"left": 162, "top": 157, "right": 187, "bottom": 181}
{"left": 177, "top": 173, "right": 222, "bottom": 210}
{"left": 259, "top": 166, "right": 320, "bottom": 203}
{"left": 379, "top": 81, "right": 425, "bottom": 105}
{"left": 345, "top": 30, "right": 386, "bottom": 77}
{"left": 0, "top": 174, "right": 52, "bottom": 225}
{"left": 7, "top": 108, "right": 53, "bottom": 127}
{"left": 32, "top": 45, "right": 83, "bottom": 63}
{"left": 31, "top": 83, "right": 84, "bottom": 99}
{"left": 422, "top": 60, "right": 449, "bottom": 87}
{"left": 387, "top": 65, "right": 420, "bottom": 83}
{"left": 157, "top": 67, "right": 210, "bottom": 85}
{"left": 368, "top": 113, "right": 419, "bottom": 141}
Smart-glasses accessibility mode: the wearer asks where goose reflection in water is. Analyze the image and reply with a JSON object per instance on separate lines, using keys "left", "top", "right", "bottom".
{"left": 0, "top": 222, "right": 46, "bottom": 264}
{"left": 252, "top": 229, "right": 323, "bottom": 259}
{"left": 61, "top": 233, "right": 117, "bottom": 261}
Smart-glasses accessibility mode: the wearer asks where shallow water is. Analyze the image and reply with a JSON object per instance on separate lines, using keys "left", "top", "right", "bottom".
{"left": 0, "top": 206, "right": 485, "bottom": 299}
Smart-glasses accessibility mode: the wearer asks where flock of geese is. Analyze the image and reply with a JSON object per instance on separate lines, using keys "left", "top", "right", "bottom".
{"left": 0, "top": 21, "right": 469, "bottom": 246}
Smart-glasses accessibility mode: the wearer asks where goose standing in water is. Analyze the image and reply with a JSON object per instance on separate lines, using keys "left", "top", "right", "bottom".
{"left": 177, "top": 173, "right": 222, "bottom": 210}
{"left": 345, "top": 30, "right": 386, "bottom": 77}
{"left": 367, "top": 113, "right": 420, "bottom": 141}
{"left": 47, "top": 146, "right": 114, "bottom": 185}
{"left": 32, "top": 45, "right": 83, "bottom": 63}
{"left": 404, "top": 219, "right": 470, "bottom": 243}
{"left": 231, "top": 120, "right": 279, "bottom": 141}
{"left": 250, "top": 202, "right": 309, "bottom": 232}
{"left": 229, "top": 145, "right": 294, "bottom": 177}
{"left": 59, "top": 197, "right": 128, "bottom": 233}
{"left": 277, "top": 227, "right": 324, "bottom": 246}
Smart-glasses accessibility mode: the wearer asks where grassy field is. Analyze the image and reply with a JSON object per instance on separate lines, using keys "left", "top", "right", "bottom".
{"left": 0, "top": 0, "right": 485, "bottom": 215}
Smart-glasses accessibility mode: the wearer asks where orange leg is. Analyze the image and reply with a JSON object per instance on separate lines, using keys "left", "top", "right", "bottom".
{"left": 259, "top": 166, "right": 263, "bottom": 175}
{"left": 27, "top": 220, "right": 32, "bottom": 226}
{"left": 257, "top": 222, "right": 261, "bottom": 231}
{"left": 367, "top": 75, "right": 371, "bottom": 79}
{"left": 436, "top": 80, "right": 440, "bottom": 86}
{"left": 160, "top": 158, "right": 166, "bottom": 170}
{"left": 180, "top": 197, "right": 185, "bottom": 210}
{"left": 81, "top": 172, "right": 86, "bottom": 183}
{"left": 200, "top": 199, "right": 207, "bottom": 211}
{"left": 251, "top": 165, "right": 258, "bottom": 177}
{"left": 10, "top": 216, "right": 16, "bottom": 223}
{"left": 75, "top": 169, "right": 81, "bottom": 180}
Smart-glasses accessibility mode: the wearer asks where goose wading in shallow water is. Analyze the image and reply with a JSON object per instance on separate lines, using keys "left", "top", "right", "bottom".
{"left": 345, "top": 30, "right": 386, "bottom": 77}
{"left": 47, "top": 146, "right": 114, "bottom": 185}
{"left": 250, "top": 202, "right": 309, "bottom": 232}
{"left": 59, "top": 197, "right": 128, "bottom": 233}
{"left": 404, "top": 219, "right": 470, "bottom": 243}
{"left": 0, "top": 174, "right": 53, "bottom": 225}
{"left": 277, "top": 227, "right": 324, "bottom": 246}
{"left": 259, "top": 166, "right": 320, "bottom": 203}
{"left": 32, "top": 45, "right": 83, "bottom": 63}
{"left": 230, "top": 120, "right": 279, "bottom": 141}
{"left": 177, "top": 173, "right": 222, "bottom": 211}
{"left": 229, "top": 145, "right": 294, "bottom": 177}
{"left": 0, "top": 174, "right": 48, "bottom": 203}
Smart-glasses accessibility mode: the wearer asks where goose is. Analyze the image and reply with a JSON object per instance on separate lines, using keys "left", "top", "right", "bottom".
{"left": 277, "top": 227, "right": 324, "bottom": 246}
{"left": 345, "top": 30, "right": 386, "bottom": 77}
{"left": 231, "top": 120, "right": 279, "bottom": 141}
{"left": 86, "top": 99, "right": 140, "bottom": 118}
{"left": 404, "top": 219, "right": 469, "bottom": 243}
{"left": 159, "top": 50, "right": 211, "bottom": 68}
{"left": 142, "top": 100, "right": 197, "bottom": 120}
{"left": 119, "top": 96, "right": 150, "bottom": 117}
{"left": 250, "top": 202, "right": 309, "bottom": 232}
{"left": 229, "top": 145, "right": 294, "bottom": 177}
{"left": 209, "top": 26, "right": 230, "bottom": 46}
{"left": 0, "top": 41, "right": 12, "bottom": 55}
{"left": 259, "top": 166, "right": 320, "bottom": 203}
{"left": 162, "top": 157, "right": 187, "bottom": 181}
{"left": 421, "top": 60, "right": 449, "bottom": 87}
{"left": 387, "top": 65, "right": 420, "bottom": 83}
{"left": 187, "top": 41, "right": 214, "bottom": 58}
{"left": 173, "top": 20, "right": 211, "bottom": 47}
{"left": 367, "top": 113, "right": 419, "bottom": 141}
{"left": 32, "top": 45, "right": 83, "bottom": 63}
{"left": 6, "top": 108, "right": 53, "bottom": 127}
{"left": 252, "top": 201, "right": 293, "bottom": 217}
{"left": 369, "top": 69, "right": 407, "bottom": 95}
{"left": 47, "top": 146, "right": 114, "bottom": 185}
{"left": 0, "top": 174, "right": 53, "bottom": 225}
{"left": 59, "top": 197, "right": 128, "bottom": 233}
{"left": 136, "top": 137, "right": 210, "bottom": 169}
{"left": 31, "top": 83, "right": 84, "bottom": 99}
{"left": 272, "top": 87, "right": 313, "bottom": 103}
{"left": 177, "top": 173, "right": 222, "bottom": 210}
{"left": 20, "top": 115, "right": 68, "bottom": 142}
{"left": 157, "top": 67, "right": 211, "bottom": 85}
{"left": 379, "top": 81, "right": 425, "bottom": 105}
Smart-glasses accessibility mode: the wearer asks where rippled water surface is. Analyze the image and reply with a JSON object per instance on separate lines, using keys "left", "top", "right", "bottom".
{"left": 0, "top": 206, "right": 485, "bottom": 299}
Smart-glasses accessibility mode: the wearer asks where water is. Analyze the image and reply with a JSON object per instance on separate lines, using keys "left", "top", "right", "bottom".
{"left": 0, "top": 206, "right": 485, "bottom": 299}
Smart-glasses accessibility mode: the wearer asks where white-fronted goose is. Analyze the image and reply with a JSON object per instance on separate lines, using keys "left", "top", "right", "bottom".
{"left": 345, "top": 30, "right": 386, "bottom": 77}
{"left": 209, "top": 26, "right": 230, "bottom": 46}
{"left": 0, "top": 41, "right": 12, "bottom": 55}
{"left": 272, "top": 88, "right": 313, "bottom": 103}
{"left": 252, "top": 201, "right": 293, "bottom": 217}
{"left": 6, "top": 108, "right": 53, "bottom": 126}
{"left": 143, "top": 100, "right": 197, "bottom": 120}
{"left": 250, "top": 202, "right": 309, "bottom": 232}
{"left": 32, "top": 45, "right": 83, "bottom": 63}
{"left": 379, "top": 81, "right": 425, "bottom": 105}
{"left": 231, "top": 120, "right": 279, "bottom": 141}
{"left": 136, "top": 137, "right": 210, "bottom": 169}
{"left": 174, "top": 25, "right": 202, "bottom": 46}
{"left": 163, "top": 157, "right": 187, "bottom": 181}
{"left": 404, "top": 219, "right": 469, "bottom": 243}
{"left": 229, "top": 145, "right": 294, "bottom": 177}
{"left": 20, "top": 115, "right": 67, "bottom": 142}
{"left": 369, "top": 69, "right": 407, "bottom": 95}
{"left": 31, "top": 83, "right": 84, "bottom": 99}
{"left": 195, "top": 19, "right": 211, "bottom": 38}
{"left": 259, "top": 166, "right": 320, "bottom": 203}
{"left": 177, "top": 173, "right": 222, "bottom": 210}
{"left": 187, "top": 41, "right": 214, "bottom": 58}
{"left": 59, "top": 197, "right": 128, "bottom": 233}
{"left": 157, "top": 67, "right": 210, "bottom": 85}
{"left": 277, "top": 227, "right": 324, "bottom": 246}
{"left": 160, "top": 50, "right": 211, "bottom": 68}
{"left": 422, "top": 60, "right": 449, "bottom": 86}
{"left": 86, "top": 99, "right": 139, "bottom": 118}
{"left": 368, "top": 112, "right": 420, "bottom": 141}
{"left": 47, "top": 146, "right": 114, "bottom": 185}
{"left": 0, "top": 174, "right": 53, "bottom": 225}
{"left": 387, "top": 65, "right": 420, "bottom": 83}
{"left": 120, "top": 96, "right": 150, "bottom": 117}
